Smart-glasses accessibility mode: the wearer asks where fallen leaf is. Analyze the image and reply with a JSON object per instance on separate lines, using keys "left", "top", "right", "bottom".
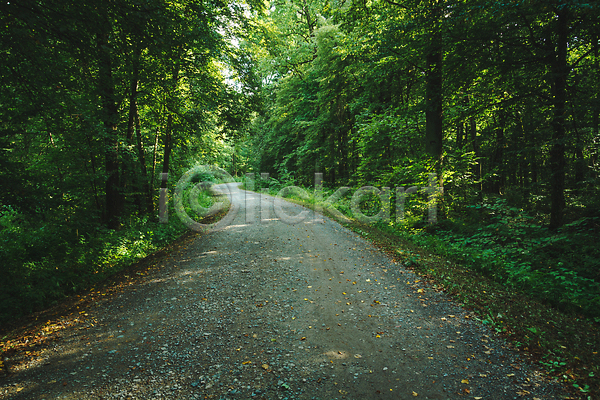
{"left": 461, "top": 379, "right": 469, "bottom": 384}
{"left": 261, "top": 364, "right": 269, "bottom": 370}
{"left": 412, "top": 391, "right": 418, "bottom": 396}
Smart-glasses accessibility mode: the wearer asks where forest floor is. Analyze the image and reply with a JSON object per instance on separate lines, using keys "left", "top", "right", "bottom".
{"left": 0, "top": 184, "right": 570, "bottom": 399}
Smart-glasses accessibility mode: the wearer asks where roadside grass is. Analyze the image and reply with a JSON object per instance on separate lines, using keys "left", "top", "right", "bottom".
{"left": 253, "top": 179, "right": 600, "bottom": 399}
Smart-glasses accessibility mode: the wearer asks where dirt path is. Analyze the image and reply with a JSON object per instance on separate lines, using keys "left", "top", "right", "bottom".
{"left": 1, "top": 183, "right": 565, "bottom": 399}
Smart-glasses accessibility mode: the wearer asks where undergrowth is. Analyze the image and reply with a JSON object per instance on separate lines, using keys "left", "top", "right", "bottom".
{"left": 398, "top": 198, "right": 600, "bottom": 320}
{"left": 0, "top": 212, "right": 188, "bottom": 327}
{"left": 0, "top": 177, "right": 227, "bottom": 327}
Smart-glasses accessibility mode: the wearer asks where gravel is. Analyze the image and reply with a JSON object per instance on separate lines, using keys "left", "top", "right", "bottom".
{"left": 0, "top": 183, "right": 567, "bottom": 399}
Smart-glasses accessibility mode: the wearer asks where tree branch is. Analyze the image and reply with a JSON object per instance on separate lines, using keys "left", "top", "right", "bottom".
{"left": 383, "top": 0, "right": 408, "bottom": 9}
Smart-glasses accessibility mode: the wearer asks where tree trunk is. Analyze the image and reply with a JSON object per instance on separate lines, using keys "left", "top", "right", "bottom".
{"left": 456, "top": 122, "right": 463, "bottom": 150}
{"left": 84, "top": 129, "right": 102, "bottom": 215}
{"left": 161, "top": 116, "right": 173, "bottom": 189}
{"left": 339, "top": 128, "right": 348, "bottom": 183}
{"left": 425, "top": 3, "right": 443, "bottom": 217}
{"left": 573, "top": 109, "right": 586, "bottom": 187}
{"left": 159, "top": 62, "right": 179, "bottom": 222}
{"left": 98, "top": 9, "right": 123, "bottom": 230}
{"left": 425, "top": 14, "right": 443, "bottom": 163}
{"left": 548, "top": 8, "right": 568, "bottom": 230}
{"left": 126, "top": 45, "right": 152, "bottom": 215}
{"left": 150, "top": 98, "right": 166, "bottom": 209}
{"left": 125, "top": 45, "right": 141, "bottom": 211}
{"left": 492, "top": 111, "right": 505, "bottom": 194}
{"left": 151, "top": 126, "right": 159, "bottom": 185}
{"left": 470, "top": 116, "right": 481, "bottom": 193}
{"left": 592, "top": 34, "right": 599, "bottom": 178}
{"left": 158, "top": 114, "right": 172, "bottom": 223}
{"left": 135, "top": 89, "right": 153, "bottom": 215}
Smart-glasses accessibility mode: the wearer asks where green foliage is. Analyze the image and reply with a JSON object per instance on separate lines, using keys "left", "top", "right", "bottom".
{"left": 0, "top": 211, "right": 187, "bottom": 325}
{"left": 0, "top": 172, "right": 232, "bottom": 325}
{"left": 0, "top": 0, "right": 263, "bottom": 325}
{"left": 397, "top": 198, "right": 600, "bottom": 318}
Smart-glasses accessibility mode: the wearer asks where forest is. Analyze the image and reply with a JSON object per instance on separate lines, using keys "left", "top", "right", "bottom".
{"left": 246, "top": 0, "right": 600, "bottom": 318}
{"left": 1, "top": 0, "right": 599, "bottom": 394}
{"left": 0, "top": 0, "right": 262, "bottom": 323}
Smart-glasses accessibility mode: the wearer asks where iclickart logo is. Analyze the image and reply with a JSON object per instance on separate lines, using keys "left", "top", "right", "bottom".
{"left": 163, "top": 165, "right": 441, "bottom": 233}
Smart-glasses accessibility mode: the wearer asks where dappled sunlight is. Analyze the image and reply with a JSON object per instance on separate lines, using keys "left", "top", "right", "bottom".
{"left": 0, "top": 379, "right": 39, "bottom": 398}
{"left": 323, "top": 349, "right": 350, "bottom": 360}
{"left": 146, "top": 277, "right": 167, "bottom": 285}
{"left": 223, "top": 224, "right": 250, "bottom": 229}
{"left": 178, "top": 269, "right": 206, "bottom": 277}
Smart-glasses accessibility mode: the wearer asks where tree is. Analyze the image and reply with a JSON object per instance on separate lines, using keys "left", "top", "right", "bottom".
{"left": 246, "top": 0, "right": 600, "bottom": 229}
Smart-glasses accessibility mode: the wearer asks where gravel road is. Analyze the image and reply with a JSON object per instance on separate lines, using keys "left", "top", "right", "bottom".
{"left": 0, "top": 183, "right": 566, "bottom": 399}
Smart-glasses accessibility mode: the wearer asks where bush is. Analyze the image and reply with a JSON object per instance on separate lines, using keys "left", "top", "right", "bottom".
{"left": 0, "top": 207, "right": 189, "bottom": 326}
